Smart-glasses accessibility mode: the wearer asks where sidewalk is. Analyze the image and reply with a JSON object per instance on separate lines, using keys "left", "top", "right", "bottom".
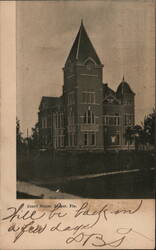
{"left": 17, "top": 181, "right": 80, "bottom": 199}
{"left": 31, "top": 168, "right": 141, "bottom": 186}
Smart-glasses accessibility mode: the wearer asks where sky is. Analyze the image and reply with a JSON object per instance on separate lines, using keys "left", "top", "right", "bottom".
{"left": 17, "top": 0, "right": 155, "bottom": 137}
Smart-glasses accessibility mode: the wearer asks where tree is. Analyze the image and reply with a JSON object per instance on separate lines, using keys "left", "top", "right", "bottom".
{"left": 125, "top": 126, "right": 135, "bottom": 150}
{"left": 30, "top": 122, "right": 40, "bottom": 149}
{"left": 125, "top": 109, "right": 156, "bottom": 151}
{"left": 143, "top": 110, "right": 155, "bottom": 146}
{"left": 16, "top": 117, "right": 23, "bottom": 153}
{"left": 133, "top": 125, "right": 145, "bottom": 150}
{"left": 125, "top": 125, "right": 144, "bottom": 150}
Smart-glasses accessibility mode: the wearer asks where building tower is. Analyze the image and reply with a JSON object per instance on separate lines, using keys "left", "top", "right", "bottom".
{"left": 116, "top": 76, "right": 135, "bottom": 147}
{"left": 38, "top": 21, "right": 135, "bottom": 151}
{"left": 63, "top": 21, "right": 104, "bottom": 149}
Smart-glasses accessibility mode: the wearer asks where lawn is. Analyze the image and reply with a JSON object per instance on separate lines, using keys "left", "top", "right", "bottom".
{"left": 17, "top": 150, "right": 156, "bottom": 198}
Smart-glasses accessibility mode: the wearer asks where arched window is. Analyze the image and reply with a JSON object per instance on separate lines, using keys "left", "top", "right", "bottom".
{"left": 84, "top": 57, "right": 96, "bottom": 69}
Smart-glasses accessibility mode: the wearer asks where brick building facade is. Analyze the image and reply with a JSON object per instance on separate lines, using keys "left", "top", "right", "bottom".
{"left": 38, "top": 21, "right": 135, "bottom": 150}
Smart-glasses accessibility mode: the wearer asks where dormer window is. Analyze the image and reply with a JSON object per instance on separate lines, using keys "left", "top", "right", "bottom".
{"left": 86, "top": 63, "right": 92, "bottom": 71}
{"left": 107, "top": 97, "right": 114, "bottom": 104}
{"left": 86, "top": 61, "right": 94, "bottom": 71}
{"left": 84, "top": 57, "right": 96, "bottom": 71}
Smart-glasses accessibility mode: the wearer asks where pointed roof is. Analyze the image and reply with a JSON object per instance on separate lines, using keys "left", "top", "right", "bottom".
{"left": 65, "top": 21, "right": 102, "bottom": 66}
{"left": 116, "top": 77, "right": 135, "bottom": 96}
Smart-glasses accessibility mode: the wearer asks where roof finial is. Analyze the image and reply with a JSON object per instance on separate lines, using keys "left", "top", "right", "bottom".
{"left": 81, "top": 19, "right": 83, "bottom": 25}
{"left": 122, "top": 75, "right": 125, "bottom": 81}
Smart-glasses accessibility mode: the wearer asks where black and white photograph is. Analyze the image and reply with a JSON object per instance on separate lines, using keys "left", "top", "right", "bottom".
{"left": 0, "top": 1, "right": 155, "bottom": 249}
{"left": 16, "top": 0, "right": 155, "bottom": 199}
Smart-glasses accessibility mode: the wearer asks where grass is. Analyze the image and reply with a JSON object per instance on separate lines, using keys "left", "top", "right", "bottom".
{"left": 17, "top": 150, "right": 156, "bottom": 180}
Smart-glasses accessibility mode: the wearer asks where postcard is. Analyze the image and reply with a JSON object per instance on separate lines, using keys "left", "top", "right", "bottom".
{"left": 0, "top": 0, "right": 155, "bottom": 249}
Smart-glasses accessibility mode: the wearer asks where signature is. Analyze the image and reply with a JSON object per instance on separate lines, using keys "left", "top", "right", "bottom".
{"left": 66, "top": 232, "right": 126, "bottom": 247}
{"left": 66, "top": 228, "right": 153, "bottom": 247}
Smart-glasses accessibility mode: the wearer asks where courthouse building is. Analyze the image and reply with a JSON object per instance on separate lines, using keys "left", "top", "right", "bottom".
{"left": 38, "top": 21, "right": 135, "bottom": 150}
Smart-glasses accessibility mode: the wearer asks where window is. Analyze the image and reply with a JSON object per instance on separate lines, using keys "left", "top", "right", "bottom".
{"left": 82, "top": 93, "right": 86, "bottom": 103}
{"left": 82, "top": 92, "right": 95, "bottom": 104}
{"left": 57, "top": 113, "right": 59, "bottom": 128}
{"left": 88, "top": 110, "right": 91, "bottom": 124}
{"left": 53, "top": 112, "right": 64, "bottom": 129}
{"left": 59, "top": 112, "right": 64, "bottom": 128}
{"left": 70, "top": 134, "right": 72, "bottom": 146}
{"left": 60, "top": 112, "right": 64, "bottom": 128}
{"left": 83, "top": 110, "right": 95, "bottom": 124}
{"left": 41, "top": 119, "right": 44, "bottom": 128}
{"left": 41, "top": 118, "right": 47, "bottom": 128}
{"left": 92, "top": 112, "right": 95, "bottom": 124}
{"left": 47, "top": 116, "right": 51, "bottom": 128}
{"left": 125, "top": 113, "right": 133, "bottom": 126}
{"left": 86, "top": 64, "right": 92, "bottom": 70}
{"left": 56, "top": 113, "right": 58, "bottom": 128}
{"left": 55, "top": 135, "right": 64, "bottom": 148}
{"left": 68, "top": 133, "right": 76, "bottom": 147}
{"left": 53, "top": 136, "right": 56, "bottom": 148}
{"left": 68, "top": 92, "right": 75, "bottom": 105}
{"left": 91, "top": 133, "right": 96, "bottom": 145}
{"left": 103, "top": 115, "right": 120, "bottom": 126}
{"left": 86, "top": 60, "right": 94, "bottom": 71}
{"left": 74, "top": 135, "right": 77, "bottom": 146}
{"left": 83, "top": 133, "right": 96, "bottom": 146}
{"left": 124, "top": 96, "right": 133, "bottom": 105}
{"left": 84, "top": 112, "right": 87, "bottom": 123}
{"left": 110, "top": 134, "right": 120, "bottom": 145}
{"left": 127, "top": 99, "right": 132, "bottom": 104}
{"left": 56, "top": 136, "right": 58, "bottom": 147}
{"left": 44, "top": 135, "right": 48, "bottom": 145}
{"left": 68, "top": 112, "right": 75, "bottom": 125}
{"left": 60, "top": 136, "right": 64, "bottom": 147}
{"left": 84, "top": 133, "right": 88, "bottom": 146}
{"left": 58, "top": 136, "right": 60, "bottom": 147}
{"left": 111, "top": 136, "right": 116, "bottom": 144}
{"left": 107, "top": 133, "right": 120, "bottom": 146}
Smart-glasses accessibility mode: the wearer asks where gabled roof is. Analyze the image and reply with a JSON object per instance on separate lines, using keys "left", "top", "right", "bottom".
{"left": 65, "top": 20, "right": 102, "bottom": 66}
{"left": 103, "top": 83, "right": 120, "bottom": 104}
{"left": 103, "top": 83, "right": 116, "bottom": 97}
